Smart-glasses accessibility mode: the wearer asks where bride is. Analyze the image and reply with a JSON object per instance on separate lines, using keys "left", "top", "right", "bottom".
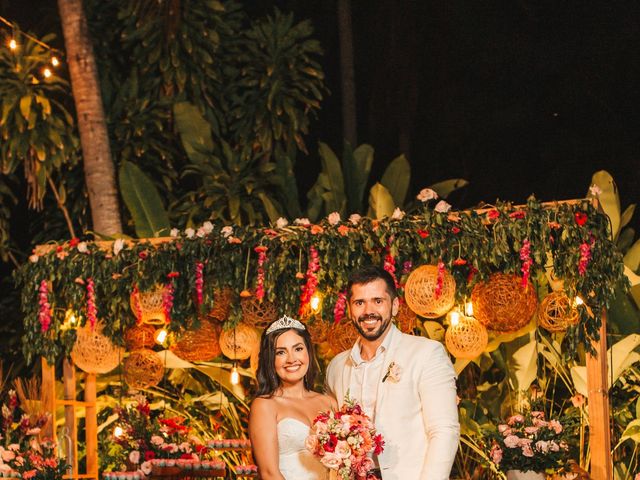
{"left": 249, "top": 315, "right": 336, "bottom": 480}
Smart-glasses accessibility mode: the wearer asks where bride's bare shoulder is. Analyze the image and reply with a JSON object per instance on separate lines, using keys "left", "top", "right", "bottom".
{"left": 250, "top": 396, "right": 277, "bottom": 416}
{"left": 309, "top": 391, "right": 337, "bottom": 410}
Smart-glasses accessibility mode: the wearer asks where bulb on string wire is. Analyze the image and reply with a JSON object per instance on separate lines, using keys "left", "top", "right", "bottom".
{"left": 310, "top": 292, "right": 323, "bottom": 313}
{"left": 464, "top": 301, "right": 474, "bottom": 317}
{"left": 574, "top": 296, "right": 584, "bottom": 307}
{"left": 154, "top": 328, "right": 168, "bottom": 345}
{"left": 43, "top": 68, "right": 52, "bottom": 78}
{"left": 230, "top": 366, "right": 240, "bottom": 385}
{"left": 9, "top": 39, "right": 17, "bottom": 50}
{"left": 113, "top": 426, "right": 124, "bottom": 438}
{"left": 51, "top": 56, "right": 59, "bottom": 67}
{"left": 448, "top": 310, "right": 460, "bottom": 327}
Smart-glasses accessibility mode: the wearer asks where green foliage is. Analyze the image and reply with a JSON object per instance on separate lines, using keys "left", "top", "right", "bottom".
{"left": 119, "top": 161, "right": 171, "bottom": 238}
{"left": 0, "top": 29, "right": 78, "bottom": 209}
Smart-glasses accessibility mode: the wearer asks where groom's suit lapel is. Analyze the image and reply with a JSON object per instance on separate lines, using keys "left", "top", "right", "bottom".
{"left": 374, "top": 327, "right": 401, "bottom": 420}
{"left": 340, "top": 354, "right": 352, "bottom": 406}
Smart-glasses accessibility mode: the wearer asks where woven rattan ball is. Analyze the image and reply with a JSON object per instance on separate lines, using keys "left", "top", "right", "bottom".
{"left": 130, "top": 285, "right": 166, "bottom": 325}
{"left": 538, "top": 291, "right": 579, "bottom": 333}
{"left": 241, "top": 298, "right": 278, "bottom": 329}
{"left": 219, "top": 323, "right": 260, "bottom": 360}
{"left": 327, "top": 321, "right": 358, "bottom": 356}
{"left": 471, "top": 273, "right": 538, "bottom": 332}
{"left": 124, "top": 324, "right": 156, "bottom": 350}
{"left": 71, "top": 322, "right": 123, "bottom": 374}
{"left": 445, "top": 316, "right": 489, "bottom": 359}
{"left": 208, "top": 288, "right": 233, "bottom": 322}
{"left": 171, "top": 320, "right": 222, "bottom": 362}
{"left": 404, "top": 265, "right": 456, "bottom": 318}
{"left": 123, "top": 349, "right": 164, "bottom": 390}
{"left": 395, "top": 300, "right": 417, "bottom": 334}
{"left": 305, "top": 318, "right": 329, "bottom": 343}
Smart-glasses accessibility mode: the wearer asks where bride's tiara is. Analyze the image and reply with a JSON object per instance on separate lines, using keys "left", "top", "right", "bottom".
{"left": 265, "top": 315, "right": 306, "bottom": 335}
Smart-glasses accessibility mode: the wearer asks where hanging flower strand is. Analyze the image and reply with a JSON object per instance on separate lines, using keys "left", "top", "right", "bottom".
{"left": 333, "top": 291, "right": 347, "bottom": 324}
{"left": 254, "top": 246, "right": 268, "bottom": 301}
{"left": 164, "top": 272, "right": 179, "bottom": 323}
{"left": 578, "top": 241, "right": 592, "bottom": 276}
{"left": 520, "top": 239, "right": 532, "bottom": 288}
{"left": 299, "top": 246, "right": 320, "bottom": 316}
{"left": 86, "top": 278, "right": 97, "bottom": 330}
{"left": 435, "top": 260, "right": 446, "bottom": 299}
{"left": 384, "top": 241, "right": 399, "bottom": 288}
{"left": 131, "top": 285, "right": 143, "bottom": 325}
{"left": 195, "top": 262, "right": 205, "bottom": 308}
{"left": 38, "top": 280, "right": 52, "bottom": 333}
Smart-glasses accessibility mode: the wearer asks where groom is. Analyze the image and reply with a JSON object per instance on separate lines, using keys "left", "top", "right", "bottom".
{"left": 325, "top": 265, "right": 460, "bottom": 479}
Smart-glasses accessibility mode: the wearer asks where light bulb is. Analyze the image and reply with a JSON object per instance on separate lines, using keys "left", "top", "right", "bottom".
{"left": 230, "top": 366, "right": 240, "bottom": 385}
{"left": 449, "top": 310, "right": 460, "bottom": 327}
{"left": 64, "top": 309, "right": 77, "bottom": 326}
{"left": 43, "top": 68, "right": 52, "bottom": 78}
{"left": 464, "top": 301, "right": 474, "bottom": 317}
{"left": 9, "top": 39, "right": 17, "bottom": 50}
{"left": 574, "top": 296, "right": 584, "bottom": 306}
{"left": 51, "top": 56, "right": 59, "bottom": 67}
{"left": 113, "top": 426, "right": 124, "bottom": 438}
{"left": 310, "top": 292, "right": 322, "bottom": 313}
{"left": 154, "top": 328, "right": 168, "bottom": 345}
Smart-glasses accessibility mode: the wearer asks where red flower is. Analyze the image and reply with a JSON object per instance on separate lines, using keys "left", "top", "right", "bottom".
{"left": 417, "top": 229, "right": 429, "bottom": 238}
{"left": 453, "top": 258, "right": 467, "bottom": 266}
{"left": 180, "top": 453, "right": 193, "bottom": 459}
{"left": 451, "top": 226, "right": 461, "bottom": 234}
{"left": 575, "top": 212, "right": 588, "bottom": 226}
{"left": 138, "top": 250, "right": 149, "bottom": 259}
{"left": 509, "top": 210, "right": 526, "bottom": 219}
{"left": 487, "top": 209, "right": 500, "bottom": 220}
{"left": 324, "top": 434, "right": 338, "bottom": 453}
{"left": 144, "top": 451, "right": 155, "bottom": 461}
{"left": 69, "top": 238, "right": 80, "bottom": 247}
{"left": 373, "top": 434, "right": 385, "bottom": 455}
{"left": 167, "top": 271, "right": 180, "bottom": 279}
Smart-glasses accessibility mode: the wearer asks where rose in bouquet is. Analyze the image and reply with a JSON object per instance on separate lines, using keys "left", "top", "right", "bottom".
{"left": 487, "top": 408, "right": 570, "bottom": 474}
{"left": 305, "top": 397, "right": 384, "bottom": 480}
{"left": 1, "top": 440, "right": 68, "bottom": 480}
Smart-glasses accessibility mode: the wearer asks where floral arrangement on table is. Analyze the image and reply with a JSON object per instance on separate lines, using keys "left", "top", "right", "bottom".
{"left": 306, "top": 396, "right": 384, "bottom": 480}
{"left": 486, "top": 406, "right": 571, "bottom": 475}
{"left": 110, "top": 395, "right": 208, "bottom": 476}
{"left": 0, "top": 389, "right": 67, "bottom": 480}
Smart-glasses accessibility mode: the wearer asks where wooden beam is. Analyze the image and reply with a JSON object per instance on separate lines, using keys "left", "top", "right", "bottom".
{"left": 586, "top": 311, "right": 612, "bottom": 480}
{"left": 63, "top": 359, "right": 78, "bottom": 479}
{"left": 84, "top": 373, "right": 98, "bottom": 479}
{"left": 40, "top": 357, "right": 57, "bottom": 440}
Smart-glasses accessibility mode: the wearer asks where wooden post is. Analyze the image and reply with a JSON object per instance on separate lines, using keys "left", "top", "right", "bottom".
{"left": 84, "top": 373, "right": 98, "bottom": 479}
{"left": 586, "top": 311, "right": 612, "bottom": 480}
{"left": 63, "top": 359, "right": 78, "bottom": 478}
{"left": 40, "top": 357, "right": 57, "bottom": 440}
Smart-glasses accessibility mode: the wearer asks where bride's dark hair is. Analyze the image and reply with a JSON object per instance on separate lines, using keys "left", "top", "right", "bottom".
{"left": 255, "top": 324, "right": 317, "bottom": 397}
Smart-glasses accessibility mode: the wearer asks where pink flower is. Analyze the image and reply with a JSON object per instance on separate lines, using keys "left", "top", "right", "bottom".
{"left": 140, "top": 461, "right": 152, "bottom": 475}
{"left": 497, "top": 424, "right": 510, "bottom": 433}
{"left": 571, "top": 393, "right": 586, "bottom": 408}
{"left": 129, "top": 450, "right": 141, "bottom": 464}
{"left": 275, "top": 217, "right": 289, "bottom": 228}
{"left": 1, "top": 449, "right": 15, "bottom": 462}
{"left": 327, "top": 212, "right": 341, "bottom": 225}
{"left": 507, "top": 414, "right": 524, "bottom": 426}
{"left": 549, "top": 419, "right": 563, "bottom": 434}
{"left": 391, "top": 208, "right": 405, "bottom": 220}
{"left": 150, "top": 435, "right": 165, "bottom": 446}
{"left": 305, "top": 435, "right": 319, "bottom": 453}
{"left": 504, "top": 435, "right": 520, "bottom": 448}
{"left": 348, "top": 213, "right": 362, "bottom": 225}
{"left": 417, "top": 188, "right": 438, "bottom": 202}
{"left": 294, "top": 217, "right": 311, "bottom": 226}
{"left": 490, "top": 444, "right": 503, "bottom": 465}
{"left": 524, "top": 426, "right": 539, "bottom": 435}
{"left": 535, "top": 440, "right": 549, "bottom": 453}
{"left": 221, "top": 226, "right": 233, "bottom": 238}
{"left": 434, "top": 200, "right": 451, "bottom": 213}
{"left": 522, "top": 444, "right": 534, "bottom": 457}
{"left": 335, "top": 440, "right": 352, "bottom": 459}
{"left": 320, "top": 452, "right": 342, "bottom": 470}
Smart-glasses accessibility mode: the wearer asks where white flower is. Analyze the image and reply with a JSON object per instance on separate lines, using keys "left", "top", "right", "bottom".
{"left": 179, "top": 442, "right": 192, "bottom": 453}
{"left": 589, "top": 184, "right": 602, "bottom": 196}
{"left": 170, "top": 228, "right": 180, "bottom": 238}
{"left": 221, "top": 226, "right": 233, "bottom": 238}
{"left": 77, "top": 242, "right": 88, "bottom": 253}
{"left": 113, "top": 238, "right": 125, "bottom": 256}
{"left": 140, "top": 461, "right": 152, "bottom": 475}
{"left": 391, "top": 207, "right": 405, "bottom": 220}
{"left": 348, "top": 213, "right": 362, "bottom": 225}
{"left": 417, "top": 188, "right": 438, "bottom": 202}
{"left": 150, "top": 435, "right": 165, "bottom": 446}
{"left": 294, "top": 217, "right": 311, "bottom": 226}
{"left": 196, "top": 227, "right": 206, "bottom": 238}
{"left": 434, "top": 200, "right": 451, "bottom": 213}
{"left": 29, "top": 254, "right": 39, "bottom": 263}
{"left": 382, "top": 362, "right": 401, "bottom": 383}
{"left": 201, "top": 221, "right": 214, "bottom": 234}
{"left": 535, "top": 440, "right": 549, "bottom": 453}
{"left": 327, "top": 212, "right": 341, "bottom": 225}
{"left": 129, "top": 450, "right": 141, "bottom": 464}
{"left": 184, "top": 228, "right": 195, "bottom": 239}
{"left": 275, "top": 217, "right": 289, "bottom": 229}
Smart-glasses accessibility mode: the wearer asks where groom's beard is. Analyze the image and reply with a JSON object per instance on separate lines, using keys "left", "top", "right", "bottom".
{"left": 352, "top": 312, "right": 392, "bottom": 341}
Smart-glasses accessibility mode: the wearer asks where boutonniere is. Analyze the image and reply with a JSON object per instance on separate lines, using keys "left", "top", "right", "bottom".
{"left": 382, "top": 362, "right": 401, "bottom": 383}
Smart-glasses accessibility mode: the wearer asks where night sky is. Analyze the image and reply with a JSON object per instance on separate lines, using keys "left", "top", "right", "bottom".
{"left": 4, "top": 0, "right": 640, "bottom": 223}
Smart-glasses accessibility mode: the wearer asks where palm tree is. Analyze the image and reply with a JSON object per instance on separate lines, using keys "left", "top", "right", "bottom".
{"left": 57, "top": 0, "right": 122, "bottom": 235}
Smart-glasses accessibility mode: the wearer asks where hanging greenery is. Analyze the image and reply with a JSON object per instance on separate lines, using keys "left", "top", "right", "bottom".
{"left": 15, "top": 196, "right": 625, "bottom": 364}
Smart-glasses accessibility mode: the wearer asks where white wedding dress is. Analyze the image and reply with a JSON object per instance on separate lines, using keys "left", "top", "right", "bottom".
{"left": 277, "top": 418, "right": 329, "bottom": 480}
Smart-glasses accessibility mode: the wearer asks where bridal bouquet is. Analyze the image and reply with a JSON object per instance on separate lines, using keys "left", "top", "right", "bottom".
{"left": 305, "top": 397, "right": 384, "bottom": 480}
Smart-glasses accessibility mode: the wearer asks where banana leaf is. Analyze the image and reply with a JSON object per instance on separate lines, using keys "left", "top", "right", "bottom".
{"left": 367, "top": 182, "right": 395, "bottom": 219}
{"left": 379, "top": 154, "right": 410, "bottom": 207}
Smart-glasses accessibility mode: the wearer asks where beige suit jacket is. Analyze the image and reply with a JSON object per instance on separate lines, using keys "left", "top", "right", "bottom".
{"left": 325, "top": 325, "right": 459, "bottom": 480}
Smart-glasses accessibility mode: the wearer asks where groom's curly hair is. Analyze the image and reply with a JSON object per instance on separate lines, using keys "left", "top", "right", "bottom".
{"left": 255, "top": 325, "right": 318, "bottom": 397}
